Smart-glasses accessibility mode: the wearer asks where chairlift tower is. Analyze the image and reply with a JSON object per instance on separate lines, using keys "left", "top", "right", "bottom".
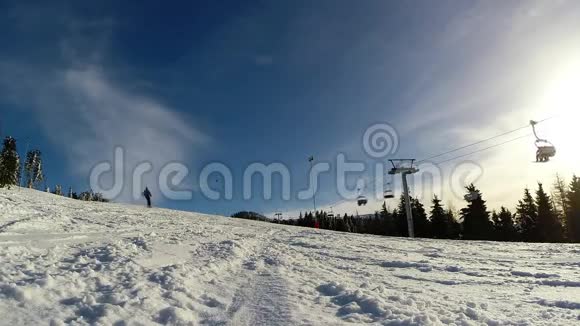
{"left": 388, "top": 159, "right": 419, "bottom": 238}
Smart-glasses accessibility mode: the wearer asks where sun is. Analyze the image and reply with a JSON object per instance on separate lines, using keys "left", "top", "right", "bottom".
{"left": 537, "top": 59, "right": 580, "bottom": 166}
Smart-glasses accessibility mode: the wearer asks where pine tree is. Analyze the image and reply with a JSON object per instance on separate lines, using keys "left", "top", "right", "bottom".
{"left": 445, "top": 209, "right": 461, "bottom": 239}
{"left": 368, "top": 212, "right": 381, "bottom": 235}
{"left": 394, "top": 196, "right": 409, "bottom": 236}
{"left": 430, "top": 196, "right": 448, "bottom": 239}
{"left": 325, "top": 211, "right": 335, "bottom": 230}
{"left": 412, "top": 198, "right": 430, "bottom": 238}
{"left": 380, "top": 202, "right": 397, "bottom": 236}
{"left": 460, "top": 184, "right": 492, "bottom": 240}
{"left": 552, "top": 174, "right": 568, "bottom": 233}
{"left": 566, "top": 176, "right": 580, "bottom": 242}
{"left": 535, "top": 183, "right": 564, "bottom": 242}
{"left": 492, "top": 207, "right": 517, "bottom": 241}
{"left": 24, "top": 149, "right": 43, "bottom": 189}
{"left": 391, "top": 195, "right": 430, "bottom": 238}
{"left": 335, "top": 216, "right": 347, "bottom": 232}
{"left": 516, "top": 188, "right": 538, "bottom": 242}
{"left": 79, "top": 191, "right": 92, "bottom": 201}
{"left": 24, "top": 151, "right": 33, "bottom": 188}
{"left": 92, "top": 192, "right": 104, "bottom": 202}
{"left": 0, "top": 137, "right": 20, "bottom": 189}
{"left": 344, "top": 214, "right": 354, "bottom": 233}
{"left": 304, "top": 212, "right": 314, "bottom": 228}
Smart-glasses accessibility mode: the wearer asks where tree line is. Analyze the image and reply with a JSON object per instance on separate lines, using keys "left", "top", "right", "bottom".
{"left": 2, "top": 135, "right": 579, "bottom": 243}
{"left": 234, "top": 176, "right": 580, "bottom": 243}
{"left": 0, "top": 136, "right": 107, "bottom": 202}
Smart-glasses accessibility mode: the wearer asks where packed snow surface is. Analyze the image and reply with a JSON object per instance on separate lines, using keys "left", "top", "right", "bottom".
{"left": 1, "top": 188, "right": 579, "bottom": 325}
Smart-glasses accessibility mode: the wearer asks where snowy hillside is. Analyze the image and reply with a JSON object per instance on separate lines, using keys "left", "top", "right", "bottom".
{"left": 1, "top": 188, "right": 579, "bottom": 325}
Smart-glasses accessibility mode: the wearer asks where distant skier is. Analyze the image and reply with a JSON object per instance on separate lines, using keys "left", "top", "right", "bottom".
{"left": 143, "top": 187, "right": 152, "bottom": 208}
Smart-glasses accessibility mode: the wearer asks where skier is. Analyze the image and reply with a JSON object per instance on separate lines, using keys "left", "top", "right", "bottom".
{"left": 143, "top": 187, "right": 152, "bottom": 208}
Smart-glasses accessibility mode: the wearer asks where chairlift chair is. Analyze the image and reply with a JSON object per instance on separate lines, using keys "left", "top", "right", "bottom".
{"left": 357, "top": 195, "right": 368, "bottom": 206}
{"left": 328, "top": 206, "right": 335, "bottom": 218}
{"left": 530, "top": 120, "right": 556, "bottom": 162}
{"left": 535, "top": 140, "right": 556, "bottom": 162}
{"left": 383, "top": 180, "right": 395, "bottom": 199}
{"left": 464, "top": 191, "right": 480, "bottom": 202}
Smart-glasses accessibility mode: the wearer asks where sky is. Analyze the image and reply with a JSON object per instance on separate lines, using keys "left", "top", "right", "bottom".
{"left": 1, "top": 0, "right": 579, "bottom": 217}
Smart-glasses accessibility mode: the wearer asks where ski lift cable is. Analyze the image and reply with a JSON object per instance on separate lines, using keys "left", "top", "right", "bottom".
{"left": 352, "top": 134, "right": 531, "bottom": 206}
{"left": 416, "top": 116, "right": 554, "bottom": 164}
{"left": 310, "top": 116, "right": 554, "bottom": 212}
{"left": 433, "top": 133, "right": 532, "bottom": 165}
{"left": 359, "top": 117, "right": 551, "bottom": 199}
{"left": 336, "top": 133, "right": 523, "bottom": 207}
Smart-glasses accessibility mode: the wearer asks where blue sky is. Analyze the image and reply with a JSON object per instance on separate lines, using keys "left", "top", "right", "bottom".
{"left": 1, "top": 0, "right": 579, "bottom": 216}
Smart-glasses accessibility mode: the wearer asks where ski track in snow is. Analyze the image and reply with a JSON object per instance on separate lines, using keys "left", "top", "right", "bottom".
{"left": 1, "top": 188, "right": 580, "bottom": 325}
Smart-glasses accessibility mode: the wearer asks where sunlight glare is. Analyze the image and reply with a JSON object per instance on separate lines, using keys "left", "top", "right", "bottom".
{"left": 538, "top": 59, "right": 580, "bottom": 165}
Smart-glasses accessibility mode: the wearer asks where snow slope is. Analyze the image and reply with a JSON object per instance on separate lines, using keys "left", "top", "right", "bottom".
{"left": 1, "top": 188, "right": 579, "bottom": 325}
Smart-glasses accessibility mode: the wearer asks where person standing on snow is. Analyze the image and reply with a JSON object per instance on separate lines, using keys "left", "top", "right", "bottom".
{"left": 143, "top": 187, "right": 152, "bottom": 208}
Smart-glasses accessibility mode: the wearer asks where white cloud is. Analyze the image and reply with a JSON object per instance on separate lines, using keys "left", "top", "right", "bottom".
{"left": 1, "top": 63, "right": 209, "bottom": 203}
{"left": 59, "top": 67, "right": 209, "bottom": 201}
